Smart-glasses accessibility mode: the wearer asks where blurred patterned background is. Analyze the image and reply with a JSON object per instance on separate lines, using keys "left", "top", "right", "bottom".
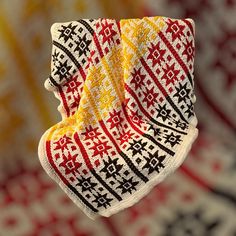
{"left": 0, "top": 0, "right": 236, "bottom": 235}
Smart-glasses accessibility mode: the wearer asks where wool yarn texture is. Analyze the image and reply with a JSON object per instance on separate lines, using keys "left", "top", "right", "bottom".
{"left": 38, "top": 16, "right": 199, "bottom": 220}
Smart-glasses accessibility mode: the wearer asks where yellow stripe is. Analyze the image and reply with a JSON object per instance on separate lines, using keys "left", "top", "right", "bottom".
{"left": 143, "top": 17, "right": 165, "bottom": 33}
{"left": 0, "top": 9, "right": 53, "bottom": 128}
{"left": 101, "top": 50, "right": 124, "bottom": 103}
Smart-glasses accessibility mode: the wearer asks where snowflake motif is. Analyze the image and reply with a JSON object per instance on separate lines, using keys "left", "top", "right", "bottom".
{"left": 142, "top": 151, "right": 166, "bottom": 174}
{"left": 89, "top": 139, "right": 112, "bottom": 158}
{"left": 173, "top": 82, "right": 191, "bottom": 103}
{"left": 92, "top": 192, "right": 113, "bottom": 209}
{"left": 99, "top": 19, "right": 117, "bottom": 45}
{"left": 162, "top": 209, "right": 221, "bottom": 236}
{"left": 116, "top": 177, "right": 139, "bottom": 194}
{"left": 107, "top": 109, "right": 124, "bottom": 129}
{"left": 54, "top": 60, "right": 72, "bottom": 81}
{"left": 164, "top": 132, "right": 182, "bottom": 147}
{"left": 74, "top": 34, "right": 91, "bottom": 56}
{"left": 70, "top": 94, "right": 81, "bottom": 110}
{"left": 81, "top": 125, "right": 101, "bottom": 141}
{"left": 182, "top": 38, "right": 195, "bottom": 62}
{"left": 147, "top": 41, "right": 166, "bottom": 67}
{"left": 166, "top": 19, "right": 185, "bottom": 42}
{"left": 130, "top": 67, "right": 146, "bottom": 90}
{"left": 76, "top": 176, "right": 97, "bottom": 193}
{"left": 100, "top": 156, "right": 123, "bottom": 179}
{"left": 54, "top": 134, "right": 72, "bottom": 152}
{"left": 59, "top": 153, "right": 82, "bottom": 176}
{"left": 128, "top": 139, "right": 147, "bottom": 156}
{"left": 148, "top": 124, "right": 162, "bottom": 136}
{"left": 184, "top": 102, "right": 194, "bottom": 118}
{"left": 65, "top": 75, "right": 82, "bottom": 94}
{"left": 156, "top": 104, "right": 171, "bottom": 121}
{"left": 58, "top": 23, "right": 77, "bottom": 43}
{"left": 174, "top": 119, "right": 188, "bottom": 130}
{"left": 161, "top": 62, "right": 180, "bottom": 86}
{"left": 117, "top": 130, "right": 134, "bottom": 145}
{"left": 142, "top": 86, "right": 159, "bottom": 108}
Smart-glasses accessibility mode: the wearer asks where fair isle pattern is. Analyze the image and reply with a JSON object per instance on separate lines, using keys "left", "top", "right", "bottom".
{"left": 38, "top": 16, "right": 199, "bottom": 220}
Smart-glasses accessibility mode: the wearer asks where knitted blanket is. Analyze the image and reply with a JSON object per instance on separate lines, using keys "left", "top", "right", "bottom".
{"left": 38, "top": 16, "right": 199, "bottom": 220}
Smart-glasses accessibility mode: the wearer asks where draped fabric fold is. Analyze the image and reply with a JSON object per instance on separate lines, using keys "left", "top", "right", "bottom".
{"left": 38, "top": 16, "right": 198, "bottom": 219}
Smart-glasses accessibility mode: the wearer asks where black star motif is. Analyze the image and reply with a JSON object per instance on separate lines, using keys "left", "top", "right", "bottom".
{"left": 156, "top": 104, "right": 171, "bottom": 121}
{"left": 142, "top": 151, "right": 166, "bottom": 174}
{"left": 116, "top": 177, "right": 139, "bottom": 194}
{"left": 184, "top": 102, "right": 194, "bottom": 119}
{"left": 128, "top": 139, "right": 147, "bottom": 156}
{"left": 58, "top": 23, "right": 77, "bottom": 43}
{"left": 174, "top": 119, "right": 188, "bottom": 130}
{"left": 74, "top": 34, "right": 92, "bottom": 57}
{"left": 92, "top": 192, "right": 113, "bottom": 209}
{"left": 173, "top": 82, "right": 191, "bottom": 103}
{"left": 54, "top": 60, "right": 72, "bottom": 81}
{"left": 148, "top": 124, "right": 162, "bottom": 136}
{"left": 164, "top": 132, "right": 182, "bottom": 147}
{"left": 100, "top": 156, "right": 123, "bottom": 179}
{"left": 76, "top": 176, "right": 97, "bottom": 193}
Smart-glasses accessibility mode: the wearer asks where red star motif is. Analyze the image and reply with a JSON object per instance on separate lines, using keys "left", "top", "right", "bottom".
{"left": 117, "top": 130, "right": 134, "bottom": 145}
{"left": 89, "top": 140, "right": 112, "bottom": 158}
{"left": 142, "top": 87, "right": 159, "bottom": 108}
{"left": 166, "top": 19, "right": 185, "bottom": 42}
{"left": 99, "top": 19, "right": 117, "bottom": 45}
{"left": 81, "top": 125, "right": 101, "bottom": 141}
{"left": 130, "top": 67, "right": 146, "bottom": 90}
{"left": 54, "top": 135, "right": 72, "bottom": 152}
{"left": 65, "top": 75, "right": 82, "bottom": 94}
{"left": 147, "top": 41, "right": 166, "bottom": 67}
{"left": 59, "top": 153, "right": 82, "bottom": 176}
{"left": 161, "top": 63, "right": 180, "bottom": 86}
{"left": 182, "top": 38, "right": 195, "bottom": 62}
{"left": 107, "top": 109, "right": 124, "bottom": 129}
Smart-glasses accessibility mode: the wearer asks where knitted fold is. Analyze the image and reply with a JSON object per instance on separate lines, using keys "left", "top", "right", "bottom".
{"left": 38, "top": 16, "right": 199, "bottom": 220}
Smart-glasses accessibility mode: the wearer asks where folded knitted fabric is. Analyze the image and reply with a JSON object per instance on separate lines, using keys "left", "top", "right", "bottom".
{"left": 38, "top": 16, "right": 199, "bottom": 220}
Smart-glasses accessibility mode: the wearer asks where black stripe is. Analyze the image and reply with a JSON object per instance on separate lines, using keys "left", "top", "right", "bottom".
{"left": 143, "top": 133, "right": 175, "bottom": 156}
{"left": 49, "top": 75, "right": 60, "bottom": 87}
{"left": 77, "top": 19, "right": 95, "bottom": 35}
{"left": 120, "top": 151, "right": 149, "bottom": 183}
{"left": 187, "top": 73, "right": 193, "bottom": 88}
{"left": 52, "top": 40, "right": 81, "bottom": 69}
{"left": 68, "top": 184, "right": 99, "bottom": 212}
{"left": 91, "top": 169, "right": 122, "bottom": 201}
{"left": 149, "top": 116, "right": 187, "bottom": 135}
{"left": 166, "top": 95, "right": 188, "bottom": 123}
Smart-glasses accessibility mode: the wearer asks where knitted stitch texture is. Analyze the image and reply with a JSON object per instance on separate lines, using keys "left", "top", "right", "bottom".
{"left": 38, "top": 16, "right": 199, "bottom": 220}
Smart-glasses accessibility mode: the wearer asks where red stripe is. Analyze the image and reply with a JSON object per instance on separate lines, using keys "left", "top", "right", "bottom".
{"left": 74, "top": 132, "right": 94, "bottom": 170}
{"left": 196, "top": 79, "right": 236, "bottom": 133}
{"left": 125, "top": 83, "right": 154, "bottom": 120}
{"left": 99, "top": 120, "right": 122, "bottom": 152}
{"left": 121, "top": 103, "right": 144, "bottom": 136}
{"left": 158, "top": 31, "right": 190, "bottom": 76}
{"left": 140, "top": 57, "right": 168, "bottom": 96}
{"left": 179, "top": 164, "right": 211, "bottom": 190}
{"left": 59, "top": 87, "right": 70, "bottom": 117}
{"left": 46, "top": 140, "right": 70, "bottom": 184}
{"left": 93, "top": 33, "right": 104, "bottom": 58}
{"left": 183, "top": 19, "right": 194, "bottom": 36}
